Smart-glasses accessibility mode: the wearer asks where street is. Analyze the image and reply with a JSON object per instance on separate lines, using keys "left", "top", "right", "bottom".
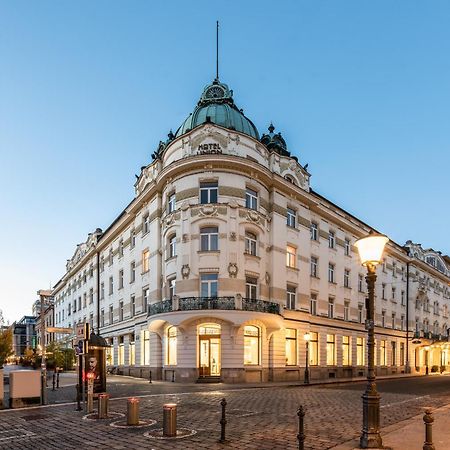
{"left": 1, "top": 374, "right": 450, "bottom": 449}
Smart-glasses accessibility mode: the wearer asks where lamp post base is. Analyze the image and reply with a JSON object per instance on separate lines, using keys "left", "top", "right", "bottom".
{"left": 360, "top": 391, "right": 383, "bottom": 449}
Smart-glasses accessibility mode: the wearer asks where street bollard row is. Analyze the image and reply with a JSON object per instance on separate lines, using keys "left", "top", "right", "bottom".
{"left": 297, "top": 405, "right": 305, "bottom": 450}
{"left": 423, "top": 408, "right": 435, "bottom": 450}
{"left": 127, "top": 397, "right": 140, "bottom": 425}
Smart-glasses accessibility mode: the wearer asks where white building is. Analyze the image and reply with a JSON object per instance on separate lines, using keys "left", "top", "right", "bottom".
{"left": 52, "top": 78, "right": 450, "bottom": 383}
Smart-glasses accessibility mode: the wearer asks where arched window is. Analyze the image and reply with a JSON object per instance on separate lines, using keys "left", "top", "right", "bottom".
{"left": 245, "top": 231, "right": 257, "bottom": 256}
{"left": 244, "top": 325, "right": 260, "bottom": 365}
{"left": 168, "top": 234, "right": 177, "bottom": 258}
{"left": 167, "top": 326, "right": 177, "bottom": 365}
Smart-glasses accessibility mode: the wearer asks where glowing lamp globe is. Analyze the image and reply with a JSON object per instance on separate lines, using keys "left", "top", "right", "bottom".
{"left": 355, "top": 232, "right": 389, "bottom": 267}
{"left": 304, "top": 332, "right": 311, "bottom": 342}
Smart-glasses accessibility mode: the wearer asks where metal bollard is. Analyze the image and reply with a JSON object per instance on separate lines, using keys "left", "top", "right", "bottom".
{"left": 56, "top": 370, "right": 60, "bottom": 389}
{"left": 163, "top": 403, "right": 177, "bottom": 437}
{"left": 219, "top": 398, "right": 227, "bottom": 443}
{"left": 149, "top": 370, "right": 152, "bottom": 384}
{"left": 98, "top": 394, "right": 109, "bottom": 419}
{"left": 423, "top": 408, "right": 435, "bottom": 450}
{"left": 127, "top": 397, "right": 140, "bottom": 426}
{"left": 297, "top": 405, "right": 305, "bottom": 450}
{"left": 52, "top": 372, "right": 56, "bottom": 391}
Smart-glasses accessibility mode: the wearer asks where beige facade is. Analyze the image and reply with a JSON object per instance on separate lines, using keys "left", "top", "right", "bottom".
{"left": 51, "top": 80, "right": 450, "bottom": 383}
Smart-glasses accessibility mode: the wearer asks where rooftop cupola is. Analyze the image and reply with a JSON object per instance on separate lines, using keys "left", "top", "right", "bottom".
{"left": 260, "top": 123, "right": 290, "bottom": 156}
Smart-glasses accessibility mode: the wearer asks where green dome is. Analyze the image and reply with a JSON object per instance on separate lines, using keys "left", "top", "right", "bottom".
{"left": 175, "top": 80, "right": 259, "bottom": 139}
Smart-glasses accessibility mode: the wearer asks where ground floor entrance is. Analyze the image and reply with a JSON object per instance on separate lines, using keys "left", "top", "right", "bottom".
{"left": 198, "top": 324, "right": 221, "bottom": 378}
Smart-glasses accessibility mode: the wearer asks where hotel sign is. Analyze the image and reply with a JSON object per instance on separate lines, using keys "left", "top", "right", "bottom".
{"left": 197, "top": 143, "right": 223, "bottom": 155}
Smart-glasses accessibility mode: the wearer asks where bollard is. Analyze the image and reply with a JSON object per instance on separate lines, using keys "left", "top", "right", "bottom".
{"left": 423, "top": 408, "right": 435, "bottom": 450}
{"left": 219, "top": 398, "right": 227, "bottom": 443}
{"left": 149, "top": 370, "right": 152, "bottom": 384}
{"left": 297, "top": 405, "right": 305, "bottom": 450}
{"left": 98, "top": 394, "right": 109, "bottom": 419}
{"left": 56, "top": 370, "right": 60, "bottom": 389}
{"left": 127, "top": 397, "right": 140, "bottom": 426}
{"left": 163, "top": 403, "right": 177, "bottom": 437}
{"left": 52, "top": 372, "right": 56, "bottom": 391}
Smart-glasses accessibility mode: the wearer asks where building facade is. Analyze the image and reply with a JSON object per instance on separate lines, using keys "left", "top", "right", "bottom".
{"left": 51, "top": 78, "right": 450, "bottom": 383}
{"left": 10, "top": 316, "right": 36, "bottom": 358}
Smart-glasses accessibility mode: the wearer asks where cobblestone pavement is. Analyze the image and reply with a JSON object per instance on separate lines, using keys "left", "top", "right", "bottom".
{"left": 2, "top": 377, "right": 450, "bottom": 450}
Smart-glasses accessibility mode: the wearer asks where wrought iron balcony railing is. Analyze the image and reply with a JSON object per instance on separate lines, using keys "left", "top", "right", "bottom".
{"left": 148, "top": 296, "right": 281, "bottom": 316}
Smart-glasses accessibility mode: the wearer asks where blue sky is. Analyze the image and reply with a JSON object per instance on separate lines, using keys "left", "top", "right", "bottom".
{"left": 1, "top": 1, "right": 449, "bottom": 323}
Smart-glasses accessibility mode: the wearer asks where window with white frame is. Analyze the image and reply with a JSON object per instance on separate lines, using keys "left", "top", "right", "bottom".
{"left": 245, "top": 277, "right": 258, "bottom": 299}
{"left": 130, "top": 261, "right": 136, "bottom": 283}
{"left": 328, "top": 263, "right": 335, "bottom": 283}
{"left": 328, "top": 297, "right": 334, "bottom": 318}
{"left": 143, "top": 287, "right": 149, "bottom": 312}
{"left": 201, "top": 273, "right": 218, "bottom": 298}
{"left": 119, "top": 269, "right": 124, "bottom": 289}
{"left": 310, "top": 222, "right": 318, "bottom": 241}
{"left": 130, "top": 229, "right": 136, "bottom": 248}
{"left": 245, "top": 231, "right": 257, "bottom": 256}
{"left": 285, "top": 329, "right": 297, "bottom": 366}
{"left": 344, "top": 301, "right": 350, "bottom": 321}
{"left": 344, "top": 238, "right": 351, "bottom": 256}
{"left": 401, "top": 314, "right": 405, "bottom": 330}
{"left": 130, "top": 295, "right": 135, "bottom": 317}
{"left": 143, "top": 214, "right": 150, "bottom": 234}
{"left": 244, "top": 325, "right": 260, "bottom": 365}
{"left": 245, "top": 188, "right": 258, "bottom": 210}
{"left": 344, "top": 269, "right": 350, "bottom": 288}
{"left": 286, "top": 285, "right": 296, "bottom": 310}
{"left": 119, "top": 301, "right": 124, "bottom": 321}
{"left": 119, "top": 239, "right": 124, "bottom": 258}
{"left": 169, "top": 278, "right": 176, "bottom": 299}
{"left": 309, "top": 332, "right": 319, "bottom": 365}
{"left": 286, "top": 208, "right": 296, "bottom": 228}
{"left": 167, "top": 326, "right": 177, "bottom": 365}
{"left": 328, "top": 231, "right": 335, "bottom": 249}
{"left": 100, "top": 309, "right": 105, "bottom": 327}
{"left": 168, "top": 234, "right": 177, "bottom": 258}
{"left": 142, "top": 249, "right": 150, "bottom": 273}
{"left": 168, "top": 193, "right": 176, "bottom": 214}
{"left": 310, "top": 293, "right": 317, "bottom": 315}
{"left": 286, "top": 245, "right": 296, "bottom": 268}
{"left": 89, "top": 288, "right": 94, "bottom": 304}
{"left": 342, "top": 336, "right": 351, "bottom": 366}
{"left": 310, "top": 256, "right": 318, "bottom": 277}
{"left": 200, "top": 181, "right": 218, "bottom": 204}
{"left": 200, "top": 226, "right": 218, "bottom": 251}
{"left": 326, "top": 334, "right": 336, "bottom": 365}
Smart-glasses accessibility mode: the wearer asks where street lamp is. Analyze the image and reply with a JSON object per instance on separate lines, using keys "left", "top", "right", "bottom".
{"left": 304, "top": 332, "right": 311, "bottom": 385}
{"left": 355, "top": 231, "right": 389, "bottom": 449}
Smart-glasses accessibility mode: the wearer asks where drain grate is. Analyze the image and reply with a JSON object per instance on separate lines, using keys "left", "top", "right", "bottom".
{"left": 21, "top": 414, "right": 50, "bottom": 421}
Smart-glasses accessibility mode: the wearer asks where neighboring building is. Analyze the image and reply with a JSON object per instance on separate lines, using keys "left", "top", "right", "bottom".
{"left": 11, "top": 316, "right": 36, "bottom": 358}
{"left": 51, "top": 77, "right": 450, "bottom": 383}
{"left": 35, "top": 299, "right": 55, "bottom": 347}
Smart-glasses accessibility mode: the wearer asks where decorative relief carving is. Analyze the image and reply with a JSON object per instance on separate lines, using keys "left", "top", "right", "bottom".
{"left": 182, "top": 234, "right": 189, "bottom": 243}
{"left": 181, "top": 264, "right": 190, "bottom": 279}
{"left": 199, "top": 205, "right": 218, "bottom": 217}
{"left": 246, "top": 210, "right": 260, "bottom": 224}
{"left": 228, "top": 263, "right": 238, "bottom": 278}
{"left": 265, "top": 272, "right": 270, "bottom": 285}
{"left": 229, "top": 232, "right": 237, "bottom": 241}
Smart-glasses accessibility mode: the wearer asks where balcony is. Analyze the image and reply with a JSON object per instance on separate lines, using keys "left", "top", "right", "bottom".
{"left": 148, "top": 296, "right": 281, "bottom": 316}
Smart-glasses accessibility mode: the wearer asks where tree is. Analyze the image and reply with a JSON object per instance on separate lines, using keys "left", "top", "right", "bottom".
{"left": 0, "top": 328, "right": 13, "bottom": 368}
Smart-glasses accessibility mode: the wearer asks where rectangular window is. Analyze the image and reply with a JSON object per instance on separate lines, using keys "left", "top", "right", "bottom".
{"left": 200, "top": 181, "right": 218, "bottom": 204}
{"left": 285, "top": 328, "right": 297, "bottom": 366}
{"left": 328, "top": 263, "right": 335, "bottom": 283}
{"left": 118, "top": 336, "right": 124, "bottom": 365}
{"left": 328, "top": 297, "right": 334, "bottom": 318}
{"left": 109, "top": 277, "right": 113, "bottom": 295}
{"left": 310, "top": 222, "right": 318, "bottom": 241}
{"left": 244, "top": 325, "right": 260, "bottom": 365}
{"left": 100, "top": 282, "right": 105, "bottom": 300}
{"left": 344, "top": 238, "right": 351, "bottom": 256}
{"left": 142, "top": 330, "right": 150, "bottom": 365}
{"left": 391, "top": 313, "right": 396, "bottom": 329}
{"left": 168, "top": 193, "right": 176, "bottom": 213}
{"left": 168, "top": 235, "right": 177, "bottom": 258}
{"left": 200, "top": 227, "right": 219, "bottom": 251}
{"left": 357, "top": 337, "right": 365, "bottom": 365}
{"left": 119, "top": 269, "right": 124, "bottom": 289}
{"left": 119, "top": 239, "right": 124, "bottom": 257}
{"left": 142, "top": 249, "right": 150, "bottom": 273}
{"left": 342, "top": 336, "right": 351, "bottom": 366}
{"left": 344, "top": 301, "right": 349, "bottom": 321}
{"left": 167, "top": 327, "right": 177, "bottom": 365}
{"left": 382, "top": 283, "right": 386, "bottom": 299}
{"left": 245, "top": 232, "right": 257, "bottom": 256}
{"left": 286, "top": 286, "right": 296, "bottom": 310}
{"left": 78, "top": 296, "right": 81, "bottom": 310}
{"left": 119, "top": 301, "right": 124, "bottom": 321}
{"left": 129, "top": 335, "right": 135, "bottom": 366}
{"left": 143, "top": 214, "right": 150, "bottom": 234}
{"left": 392, "top": 287, "right": 396, "bottom": 301}
{"left": 83, "top": 293, "right": 87, "bottom": 308}
{"left": 201, "top": 273, "right": 218, "bottom": 298}
{"left": 286, "top": 208, "right": 296, "bottom": 228}
{"left": 286, "top": 245, "right": 296, "bottom": 268}
{"left": 130, "top": 261, "right": 136, "bottom": 283}
{"left": 109, "top": 305, "right": 113, "bottom": 324}
{"left": 100, "top": 309, "right": 105, "bottom": 327}
{"left": 380, "top": 340, "right": 387, "bottom": 366}
{"left": 391, "top": 341, "right": 397, "bottom": 366}
{"left": 130, "top": 295, "right": 135, "bottom": 317}
{"left": 130, "top": 229, "right": 136, "bottom": 248}
{"left": 401, "top": 290, "right": 405, "bottom": 306}
{"left": 245, "top": 277, "right": 258, "bottom": 300}
{"left": 358, "top": 274, "right": 364, "bottom": 293}
{"left": 400, "top": 342, "right": 405, "bottom": 366}
{"left": 310, "top": 293, "right": 317, "bottom": 316}
{"left": 310, "top": 256, "right": 318, "bottom": 277}
{"left": 89, "top": 288, "right": 94, "bottom": 304}
{"left": 309, "top": 332, "right": 318, "bottom": 366}
{"left": 326, "top": 334, "right": 336, "bottom": 365}
{"left": 401, "top": 314, "right": 405, "bottom": 331}
{"left": 328, "top": 231, "right": 335, "bottom": 249}
{"left": 169, "top": 278, "right": 176, "bottom": 300}
{"left": 344, "top": 269, "right": 350, "bottom": 288}
{"left": 382, "top": 311, "right": 386, "bottom": 328}
{"left": 245, "top": 188, "right": 258, "bottom": 210}
{"left": 143, "top": 288, "right": 149, "bottom": 312}
{"left": 109, "top": 249, "right": 113, "bottom": 265}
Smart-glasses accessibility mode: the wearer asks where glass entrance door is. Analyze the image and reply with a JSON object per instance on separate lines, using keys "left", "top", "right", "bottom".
{"left": 198, "top": 324, "right": 221, "bottom": 377}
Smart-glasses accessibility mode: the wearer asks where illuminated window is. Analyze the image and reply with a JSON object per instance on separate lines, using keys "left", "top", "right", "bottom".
{"left": 391, "top": 341, "right": 396, "bottom": 366}
{"left": 142, "top": 249, "right": 150, "bottom": 273}
{"left": 380, "top": 340, "right": 387, "bottom": 366}
{"left": 129, "top": 334, "right": 135, "bottom": 366}
{"left": 244, "top": 325, "right": 260, "bottom": 365}
{"left": 168, "top": 278, "right": 176, "bottom": 300}
{"left": 167, "top": 327, "right": 177, "bottom": 365}
{"left": 357, "top": 337, "right": 365, "bottom": 366}
{"left": 309, "top": 332, "right": 318, "bottom": 365}
{"left": 118, "top": 336, "right": 124, "bottom": 365}
{"left": 142, "top": 330, "right": 150, "bottom": 366}
{"left": 342, "top": 336, "right": 351, "bottom": 366}
{"left": 285, "top": 329, "right": 297, "bottom": 366}
{"left": 286, "top": 245, "right": 296, "bottom": 268}
{"left": 326, "top": 334, "right": 336, "bottom": 365}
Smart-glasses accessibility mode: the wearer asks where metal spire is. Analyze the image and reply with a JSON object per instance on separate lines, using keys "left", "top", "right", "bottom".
{"left": 216, "top": 21, "right": 219, "bottom": 80}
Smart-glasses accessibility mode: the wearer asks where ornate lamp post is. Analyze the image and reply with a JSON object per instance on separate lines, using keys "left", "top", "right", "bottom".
{"left": 304, "top": 332, "right": 311, "bottom": 384}
{"left": 355, "top": 231, "right": 389, "bottom": 449}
